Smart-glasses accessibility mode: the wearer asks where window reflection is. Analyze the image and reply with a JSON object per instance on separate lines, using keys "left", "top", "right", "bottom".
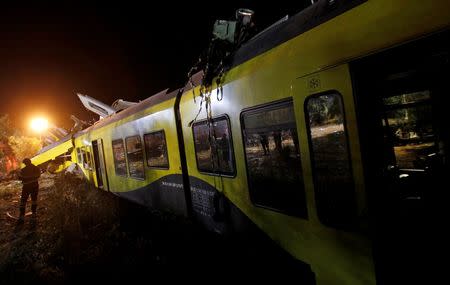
{"left": 112, "top": 139, "right": 127, "bottom": 177}
{"left": 125, "top": 136, "right": 145, "bottom": 179}
{"left": 144, "top": 131, "right": 169, "bottom": 168}
{"left": 242, "top": 101, "right": 307, "bottom": 217}
{"left": 306, "top": 93, "right": 355, "bottom": 228}
{"left": 193, "top": 117, "right": 234, "bottom": 175}
{"left": 383, "top": 91, "right": 436, "bottom": 169}
{"left": 76, "top": 147, "right": 82, "bottom": 164}
{"left": 81, "top": 147, "right": 91, "bottom": 169}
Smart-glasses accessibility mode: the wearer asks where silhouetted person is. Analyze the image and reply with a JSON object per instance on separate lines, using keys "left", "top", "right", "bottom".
{"left": 220, "top": 133, "right": 230, "bottom": 168}
{"left": 18, "top": 158, "right": 41, "bottom": 223}
{"left": 259, "top": 133, "right": 269, "bottom": 155}
{"left": 292, "top": 129, "right": 300, "bottom": 156}
{"left": 273, "top": 131, "right": 283, "bottom": 154}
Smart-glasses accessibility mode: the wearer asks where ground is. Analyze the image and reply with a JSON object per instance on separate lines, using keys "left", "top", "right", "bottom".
{"left": 0, "top": 172, "right": 315, "bottom": 284}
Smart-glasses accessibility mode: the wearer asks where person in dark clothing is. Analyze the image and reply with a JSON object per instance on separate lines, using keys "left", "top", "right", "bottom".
{"left": 18, "top": 158, "right": 41, "bottom": 223}
{"left": 259, "top": 133, "right": 270, "bottom": 155}
{"left": 220, "top": 133, "right": 231, "bottom": 169}
{"left": 273, "top": 131, "right": 283, "bottom": 154}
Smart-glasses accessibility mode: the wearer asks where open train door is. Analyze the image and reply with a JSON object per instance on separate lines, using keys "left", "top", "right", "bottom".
{"left": 351, "top": 30, "right": 449, "bottom": 284}
{"left": 92, "top": 139, "right": 109, "bottom": 191}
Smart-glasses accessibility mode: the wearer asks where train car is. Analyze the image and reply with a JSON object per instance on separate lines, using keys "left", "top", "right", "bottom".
{"left": 72, "top": 89, "right": 189, "bottom": 216}
{"left": 179, "top": 1, "right": 449, "bottom": 284}
{"left": 30, "top": 0, "right": 450, "bottom": 284}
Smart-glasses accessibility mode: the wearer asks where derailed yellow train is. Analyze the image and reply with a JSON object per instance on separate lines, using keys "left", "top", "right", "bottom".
{"left": 30, "top": 0, "right": 450, "bottom": 284}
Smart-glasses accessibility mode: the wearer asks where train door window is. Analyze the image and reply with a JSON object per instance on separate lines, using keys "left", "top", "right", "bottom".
{"left": 125, "top": 135, "right": 145, "bottom": 179}
{"left": 81, "top": 147, "right": 90, "bottom": 169}
{"left": 192, "top": 116, "right": 235, "bottom": 175}
{"left": 305, "top": 92, "right": 356, "bottom": 228}
{"left": 241, "top": 100, "right": 307, "bottom": 218}
{"left": 144, "top": 130, "right": 169, "bottom": 168}
{"left": 382, "top": 90, "right": 437, "bottom": 170}
{"left": 87, "top": 150, "right": 92, "bottom": 169}
{"left": 112, "top": 139, "right": 127, "bottom": 177}
{"left": 76, "top": 147, "right": 82, "bottom": 164}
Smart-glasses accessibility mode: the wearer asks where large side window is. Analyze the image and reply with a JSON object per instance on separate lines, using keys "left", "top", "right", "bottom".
{"left": 112, "top": 139, "right": 127, "bottom": 177}
{"left": 144, "top": 131, "right": 169, "bottom": 168}
{"left": 192, "top": 116, "right": 235, "bottom": 175}
{"left": 241, "top": 100, "right": 307, "bottom": 218}
{"left": 305, "top": 92, "right": 356, "bottom": 228}
{"left": 125, "top": 135, "right": 145, "bottom": 179}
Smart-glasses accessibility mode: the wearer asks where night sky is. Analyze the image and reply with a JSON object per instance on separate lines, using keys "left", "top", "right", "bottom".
{"left": 0, "top": 1, "right": 310, "bottom": 132}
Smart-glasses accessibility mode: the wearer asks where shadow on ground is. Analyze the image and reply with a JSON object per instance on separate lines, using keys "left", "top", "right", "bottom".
{"left": 0, "top": 172, "right": 315, "bottom": 284}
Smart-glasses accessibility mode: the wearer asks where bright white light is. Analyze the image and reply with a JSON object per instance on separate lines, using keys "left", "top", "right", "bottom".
{"left": 30, "top": 118, "right": 49, "bottom": 133}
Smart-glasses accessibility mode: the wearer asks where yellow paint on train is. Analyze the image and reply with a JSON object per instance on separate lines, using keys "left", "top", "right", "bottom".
{"left": 29, "top": 1, "right": 450, "bottom": 284}
{"left": 179, "top": 1, "right": 450, "bottom": 284}
{"left": 30, "top": 139, "right": 73, "bottom": 168}
{"left": 72, "top": 96, "right": 183, "bottom": 192}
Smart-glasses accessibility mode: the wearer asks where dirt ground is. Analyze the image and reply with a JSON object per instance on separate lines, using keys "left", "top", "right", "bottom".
{"left": 0, "top": 172, "right": 314, "bottom": 284}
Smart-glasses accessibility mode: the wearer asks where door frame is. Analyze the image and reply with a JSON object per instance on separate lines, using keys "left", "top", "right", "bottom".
{"left": 349, "top": 29, "right": 450, "bottom": 284}
{"left": 92, "top": 139, "right": 109, "bottom": 191}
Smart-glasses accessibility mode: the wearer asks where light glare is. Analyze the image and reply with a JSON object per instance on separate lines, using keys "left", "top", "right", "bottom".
{"left": 30, "top": 118, "right": 49, "bottom": 133}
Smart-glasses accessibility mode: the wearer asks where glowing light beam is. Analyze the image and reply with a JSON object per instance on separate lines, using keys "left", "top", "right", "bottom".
{"left": 30, "top": 117, "right": 49, "bottom": 133}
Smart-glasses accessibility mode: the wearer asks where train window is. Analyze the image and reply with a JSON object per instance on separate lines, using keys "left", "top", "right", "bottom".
{"left": 241, "top": 100, "right": 307, "bottom": 218}
{"left": 305, "top": 92, "right": 356, "bottom": 228}
{"left": 112, "top": 139, "right": 127, "bottom": 177}
{"left": 144, "top": 131, "right": 169, "bottom": 168}
{"left": 192, "top": 116, "right": 235, "bottom": 175}
{"left": 382, "top": 90, "right": 436, "bottom": 169}
{"left": 125, "top": 135, "right": 145, "bottom": 179}
{"left": 76, "top": 147, "right": 82, "bottom": 164}
{"left": 81, "top": 147, "right": 90, "bottom": 169}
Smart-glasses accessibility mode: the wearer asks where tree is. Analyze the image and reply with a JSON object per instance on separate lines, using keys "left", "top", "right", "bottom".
{"left": 0, "top": 115, "right": 18, "bottom": 175}
{"left": 0, "top": 114, "right": 43, "bottom": 174}
{"left": 8, "top": 136, "right": 42, "bottom": 165}
{"left": 0, "top": 114, "right": 14, "bottom": 142}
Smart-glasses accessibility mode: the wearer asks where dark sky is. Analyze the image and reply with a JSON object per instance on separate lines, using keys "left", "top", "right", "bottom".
{"left": 0, "top": 1, "right": 310, "bottom": 131}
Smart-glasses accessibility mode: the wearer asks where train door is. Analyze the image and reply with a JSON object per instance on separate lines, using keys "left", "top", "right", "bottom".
{"left": 296, "top": 64, "right": 376, "bottom": 285}
{"left": 92, "top": 139, "right": 109, "bottom": 191}
{"left": 351, "top": 30, "right": 449, "bottom": 284}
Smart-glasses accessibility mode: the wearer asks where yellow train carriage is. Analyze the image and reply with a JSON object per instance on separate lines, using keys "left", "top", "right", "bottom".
{"left": 72, "top": 89, "right": 188, "bottom": 216}
{"left": 27, "top": 0, "right": 450, "bottom": 284}
{"left": 179, "top": 0, "right": 450, "bottom": 284}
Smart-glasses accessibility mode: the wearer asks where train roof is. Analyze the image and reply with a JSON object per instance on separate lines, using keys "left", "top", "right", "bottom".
{"left": 231, "top": 0, "right": 366, "bottom": 68}
{"left": 74, "top": 88, "right": 180, "bottom": 137}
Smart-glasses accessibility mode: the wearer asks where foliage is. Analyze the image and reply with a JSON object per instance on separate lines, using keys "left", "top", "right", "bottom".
{"left": 8, "top": 135, "right": 42, "bottom": 164}
{"left": 0, "top": 149, "right": 5, "bottom": 173}
{"left": 0, "top": 115, "right": 19, "bottom": 175}
{"left": 0, "top": 114, "right": 14, "bottom": 142}
{"left": 307, "top": 95, "right": 343, "bottom": 126}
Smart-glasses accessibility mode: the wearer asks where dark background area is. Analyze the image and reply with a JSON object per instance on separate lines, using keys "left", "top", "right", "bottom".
{"left": 0, "top": 1, "right": 310, "bottom": 131}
